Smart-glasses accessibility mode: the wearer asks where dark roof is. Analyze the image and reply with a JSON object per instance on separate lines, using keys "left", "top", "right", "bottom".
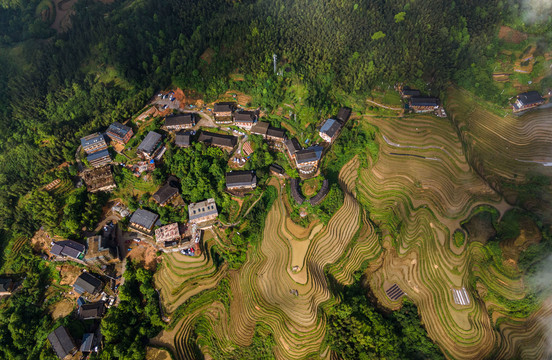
{"left": 165, "top": 114, "right": 194, "bottom": 127}
{"left": 79, "top": 301, "right": 105, "bottom": 320}
{"left": 164, "top": 240, "right": 179, "bottom": 247}
{"left": 269, "top": 164, "right": 285, "bottom": 175}
{"left": 87, "top": 148, "right": 111, "bottom": 162}
{"left": 410, "top": 97, "right": 439, "bottom": 107}
{"left": 137, "top": 131, "right": 162, "bottom": 155}
{"left": 234, "top": 110, "right": 256, "bottom": 123}
{"left": 285, "top": 138, "right": 302, "bottom": 155}
{"left": 517, "top": 91, "right": 544, "bottom": 106}
{"left": 309, "top": 179, "right": 329, "bottom": 206}
{"left": 73, "top": 272, "right": 102, "bottom": 294}
{"left": 296, "top": 149, "right": 320, "bottom": 164}
{"left": 226, "top": 171, "right": 257, "bottom": 187}
{"left": 107, "top": 122, "right": 132, "bottom": 140}
{"left": 129, "top": 209, "right": 159, "bottom": 230}
{"left": 175, "top": 131, "right": 191, "bottom": 147}
{"left": 153, "top": 183, "right": 179, "bottom": 205}
{"left": 198, "top": 131, "right": 237, "bottom": 148}
{"left": 80, "top": 333, "right": 95, "bottom": 353}
{"left": 336, "top": 107, "right": 351, "bottom": 122}
{"left": 0, "top": 279, "right": 12, "bottom": 293}
{"left": 214, "top": 103, "right": 234, "bottom": 113}
{"left": 251, "top": 121, "right": 270, "bottom": 136}
{"left": 290, "top": 178, "right": 305, "bottom": 204}
{"left": 48, "top": 326, "right": 76, "bottom": 359}
{"left": 319, "top": 118, "right": 342, "bottom": 139}
{"left": 266, "top": 127, "right": 286, "bottom": 139}
{"left": 51, "top": 240, "right": 85, "bottom": 259}
{"left": 401, "top": 88, "right": 421, "bottom": 97}
{"left": 80, "top": 133, "right": 105, "bottom": 148}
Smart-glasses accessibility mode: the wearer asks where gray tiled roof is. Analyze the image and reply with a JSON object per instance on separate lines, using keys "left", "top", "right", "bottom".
{"left": 137, "top": 131, "right": 162, "bottom": 155}
{"left": 129, "top": 209, "right": 159, "bottom": 230}
{"left": 320, "top": 118, "right": 342, "bottom": 139}
{"left": 48, "top": 326, "right": 76, "bottom": 359}
{"left": 73, "top": 272, "right": 102, "bottom": 294}
{"left": 285, "top": 138, "right": 301, "bottom": 155}
{"left": 175, "top": 131, "right": 191, "bottom": 147}
{"left": 87, "top": 149, "right": 111, "bottom": 162}
{"left": 226, "top": 171, "right": 257, "bottom": 187}
{"left": 198, "top": 131, "right": 237, "bottom": 148}
{"left": 295, "top": 149, "right": 319, "bottom": 164}
{"left": 80, "top": 133, "right": 105, "bottom": 148}
{"left": 165, "top": 114, "right": 194, "bottom": 127}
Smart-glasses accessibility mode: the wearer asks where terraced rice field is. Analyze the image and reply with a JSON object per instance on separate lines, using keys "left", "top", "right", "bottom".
{"left": 155, "top": 159, "right": 382, "bottom": 359}
{"left": 357, "top": 113, "right": 548, "bottom": 359}
{"left": 446, "top": 87, "right": 552, "bottom": 218}
{"left": 155, "top": 106, "right": 549, "bottom": 359}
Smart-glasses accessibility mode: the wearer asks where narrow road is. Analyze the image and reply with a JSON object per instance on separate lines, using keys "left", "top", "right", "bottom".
{"left": 366, "top": 99, "right": 403, "bottom": 111}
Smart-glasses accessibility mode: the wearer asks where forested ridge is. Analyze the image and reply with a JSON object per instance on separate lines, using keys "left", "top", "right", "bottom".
{"left": 0, "top": 0, "right": 511, "bottom": 240}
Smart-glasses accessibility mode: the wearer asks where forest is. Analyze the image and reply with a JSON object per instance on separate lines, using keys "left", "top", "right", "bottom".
{"left": 0, "top": 0, "right": 523, "bottom": 241}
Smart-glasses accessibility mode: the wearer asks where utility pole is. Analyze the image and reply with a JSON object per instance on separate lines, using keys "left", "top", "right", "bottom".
{"left": 273, "top": 54, "right": 277, "bottom": 74}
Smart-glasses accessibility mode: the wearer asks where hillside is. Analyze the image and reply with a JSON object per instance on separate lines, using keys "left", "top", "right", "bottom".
{"left": 0, "top": 0, "right": 551, "bottom": 359}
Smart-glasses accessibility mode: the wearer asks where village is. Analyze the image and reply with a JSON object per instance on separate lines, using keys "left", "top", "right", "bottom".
{"left": 26, "top": 88, "right": 359, "bottom": 359}
{"left": 26, "top": 79, "right": 550, "bottom": 359}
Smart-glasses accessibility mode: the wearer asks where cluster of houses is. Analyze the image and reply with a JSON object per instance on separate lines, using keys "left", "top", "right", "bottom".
{"left": 48, "top": 271, "right": 109, "bottom": 358}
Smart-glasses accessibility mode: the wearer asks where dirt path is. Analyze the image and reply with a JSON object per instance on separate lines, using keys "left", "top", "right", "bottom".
{"left": 366, "top": 99, "right": 403, "bottom": 111}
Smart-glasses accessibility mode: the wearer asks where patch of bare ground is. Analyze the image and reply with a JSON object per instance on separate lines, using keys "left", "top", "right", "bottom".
{"left": 127, "top": 243, "right": 160, "bottom": 271}
{"left": 49, "top": 298, "right": 75, "bottom": 320}
{"left": 498, "top": 26, "right": 528, "bottom": 44}
{"left": 51, "top": 0, "right": 78, "bottom": 33}
{"left": 200, "top": 48, "right": 215, "bottom": 64}
{"left": 57, "top": 264, "right": 82, "bottom": 286}
{"left": 146, "top": 347, "right": 173, "bottom": 360}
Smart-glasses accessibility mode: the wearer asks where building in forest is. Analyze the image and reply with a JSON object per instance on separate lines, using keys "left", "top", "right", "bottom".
{"left": 319, "top": 118, "right": 342, "bottom": 143}
{"left": 81, "top": 133, "right": 108, "bottom": 154}
{"left": 86, "top": 148, "right": 111, "bottom": 168}
{"left": 409, "top": 97, "right": 440, "bottom": 113}
{"left": 129, "top": 209, "right": 159, "bottom": 234}
{"left": 225, "top": 171, "right": 257, "bottom": 190}
{"left": 165, "top": 114, "right": 195, "bottom": 130}
{"left": 106, "top": 122, "right": 133, "bottom": 144}
{"left": 48, "top": 326, "right": 76, "bottom": 359}
{"left": 513, "top": 91, "right": 545, "bottom": 112}
{"left": 197, "top": 131, "right": 237, "bottom": 151}
{"left": 234, "top": 110, "right": 257, "bottom": 129}
{"left": 136, "top": 131, "right": 163, "bottom": 159}
{"left": 188, "top": 198, "right": 218, "bottom": 224}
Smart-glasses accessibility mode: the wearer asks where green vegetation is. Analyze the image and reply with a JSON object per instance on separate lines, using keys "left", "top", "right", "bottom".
{"left": 0, "top": 245, "right": 60, "bottom": 360}
{"left": 214, "top": 185, "right": 277, "bottom": 269}
{"left": 453, "top": 230, "right": 466, "bottom": 247}
{"left": 326, "top": 279, "right": 444, "bottom": 360}
{"left": 94, "top": 262, "right": 164, "bottom": 360}
{"left": 194, "top": 322, "right": 276, "bottom": 360}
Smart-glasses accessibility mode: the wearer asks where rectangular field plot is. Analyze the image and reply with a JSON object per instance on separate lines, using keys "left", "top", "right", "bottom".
{"left": 385, "top": 284, "right": 405, "bottom": 301}
{"left": 451, "top": 287, "right": 470, "bottom": 305}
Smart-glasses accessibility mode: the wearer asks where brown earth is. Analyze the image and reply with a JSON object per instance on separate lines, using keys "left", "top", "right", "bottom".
{"left": 218, "top": 90, "right": 252, "bottom": 107}
{"left": 57, "top": 264, "right": 82, "bottom": 286}
{"left": 127, "top": 243, "right": 160, "bottom": 271}
{"left": 501, "top": 217, "right": 541, "bottom": 262}
{"left": 498, "top": 26, "right": 528, "bottom": 44}
{"left": 200, "top": 48, "right": 215, "bottom": 64}
{"left": 49, "top": 298, "right": 75, "bottom": 320}
{"left": 145, "top": 347, "right": 172, "bottom": 360}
